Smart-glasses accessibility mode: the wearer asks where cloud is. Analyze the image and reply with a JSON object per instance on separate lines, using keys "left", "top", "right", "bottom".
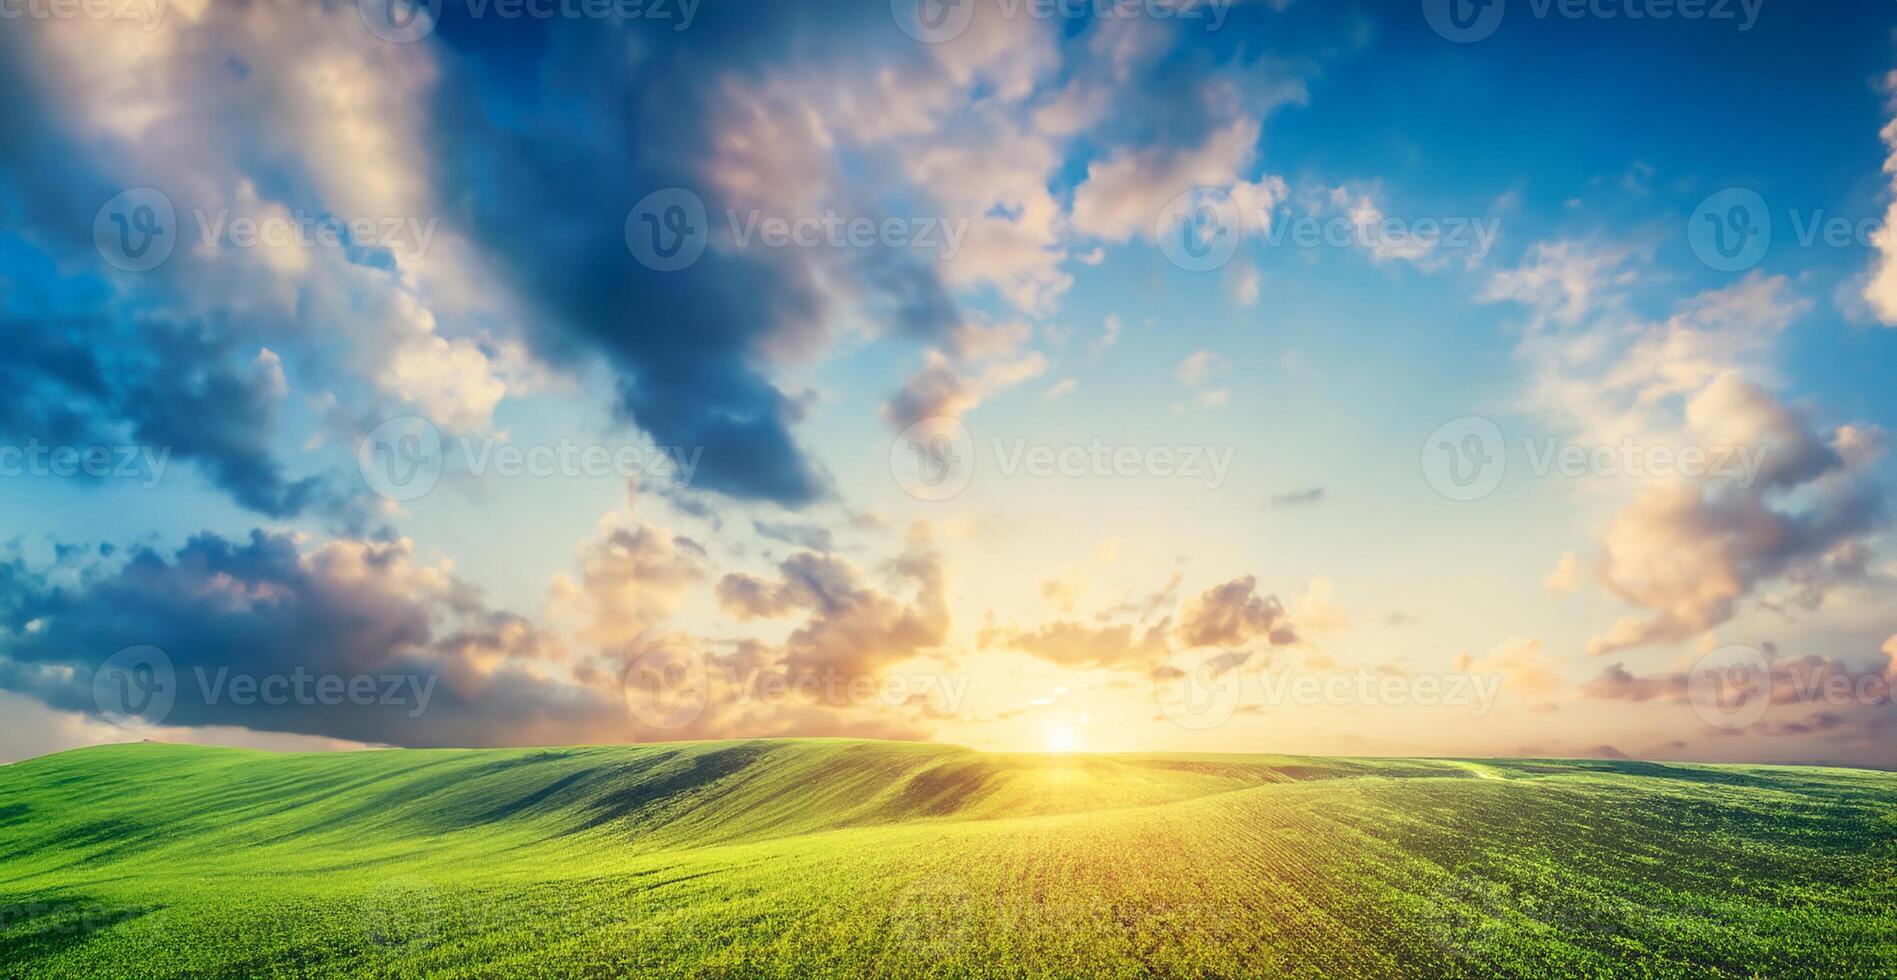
{"left": 1545, "top": 552, "right": 1582, "bottom": 597}
{"left": 1453, "top": 637, "right": 1564, "bottom": 702}
{"left": 1580, "top": 662, "right": 1684, "bottom": 703}
{"left": 1234, "top": 263, "right": 1262, "bottom": 307}
{"left": 1485, "top": 254, "right": 1885, "bottom": 657}
{"left": 1482, "top": 240, "right": 1639, "bottom": 327}
{"left": 0, "top": 314, "right": 328, "bottom": 518}
{"left": 1588, "top": 378, "right": 1879, "bottom": 655}
{"left": 1268, "top": 487, "right": 1326, "bottom": 507}
{"left": 715, "top": 528, "right": 949, "bottom": 678}
{"left": 752, "top": 520, "right": 836, "bottom": 553}
{"left": 715, "top": 552, "right": 859, "bottom": 622}
{"left": 1091, "top": 314, "right": 1125, "bottom": 358}
{"left": 1039, "top": 565, "right": 1091, "bottom": 614}
{"left": 1175, "top": 575, "right": 1299, "bottom": 649}
{"left": 1173, "top": 349, "right": 1232, "bottom": 408}
{"left": 1072, "top": 118, "right": 1267, "bottom": 242}
{"left": 0, "top": 530, "right": 634, "bottom": 749}
{"left": 1861, "top": 68, "right": 1897, "bottom": 325}
{"left": 981, "top": 618, "right": 1172, "bottom": 671}
{"left": 0, "top": 522, "right": 962, "bottom": 749}
{"left": 1175, "top": 350, "right": 1230, "bottom": 387}
{"left": 1582, "top": 648, "right": 1896, "bottom": 758}
{"left": 548, "top": 520, "right": 708, "bottom": 651}
{"left": 1324, "top": 184, "right": 1446, "bottom": 268}
{"left": 882, "top": 349, "right": 1048, "bottom": 429}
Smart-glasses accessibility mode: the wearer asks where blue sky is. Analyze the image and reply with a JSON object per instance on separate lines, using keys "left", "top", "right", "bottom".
{"left": 1, "top": 0, "right": 1893, "bottom": 766}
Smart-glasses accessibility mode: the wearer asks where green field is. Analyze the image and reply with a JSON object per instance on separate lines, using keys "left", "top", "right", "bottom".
{"left": 1, "top": 740, "right": 1892, "bottom": 977}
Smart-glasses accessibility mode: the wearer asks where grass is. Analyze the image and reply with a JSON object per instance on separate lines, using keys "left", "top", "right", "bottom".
{"left": 1, "top": 739, "right": 1892, "bottom": 977}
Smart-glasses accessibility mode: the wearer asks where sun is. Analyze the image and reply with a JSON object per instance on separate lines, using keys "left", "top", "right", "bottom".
{"left": 1043, "top": 725, "right": 1080, "bottom": 753}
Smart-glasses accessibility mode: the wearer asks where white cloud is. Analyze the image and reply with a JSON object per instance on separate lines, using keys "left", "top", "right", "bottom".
{"left": 1861, "top": 68, "right": 1897, "bottom": 326}
{"left": 1545, "top": 552, "right": 1582, "bottom": 597}
{"left": 1234, "top": 263, "right": 1261, "bottom": 307}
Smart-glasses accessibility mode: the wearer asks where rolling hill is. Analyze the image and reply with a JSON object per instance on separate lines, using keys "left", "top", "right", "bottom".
{"left": 1, "top": 740, "right": 1892, "bottom": 977}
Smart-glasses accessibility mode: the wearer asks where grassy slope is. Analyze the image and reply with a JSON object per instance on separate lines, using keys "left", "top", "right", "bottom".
{"left": 0, "top": 740, "right": 1892, "bottom": 978}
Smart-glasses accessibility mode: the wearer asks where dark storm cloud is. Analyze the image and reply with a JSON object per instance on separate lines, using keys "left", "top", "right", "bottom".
{"left": 0, "top": 315, "right": 327, "bottom": 518}
{"left": 420, "top": 4, "right": 973, "bottom": 507}
{"left": 0, "top": 31, "right": 339, "bottom": 521}
{"left": 0, "top": 530, "right": 631, "bottom": 748}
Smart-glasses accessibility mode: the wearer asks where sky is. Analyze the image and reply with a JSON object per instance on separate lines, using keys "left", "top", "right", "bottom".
{"left": 1, "top": 0, "right": 1894, "bottom": 767}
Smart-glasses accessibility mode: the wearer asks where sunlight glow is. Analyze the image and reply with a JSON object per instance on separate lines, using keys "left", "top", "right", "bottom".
{"left": 1044, "top": 725, "right": 1080, "bottom": 753}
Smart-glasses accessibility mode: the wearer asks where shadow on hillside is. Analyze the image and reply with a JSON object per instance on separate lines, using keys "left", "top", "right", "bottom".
{"left": 886, "top": 759, "right": 1002, "bottom": 817}
{"left": 574, "top": 743, "right": 779, "bottom": 834}
{"left": 0, "top": 892, "right": 163, "bottom": 965}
